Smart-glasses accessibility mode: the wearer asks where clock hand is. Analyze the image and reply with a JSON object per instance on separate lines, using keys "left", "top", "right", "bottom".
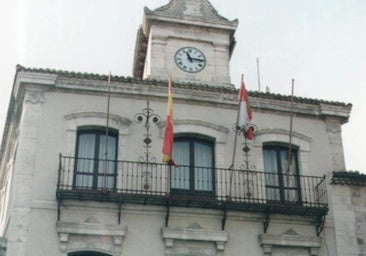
{"left": 191, "top": 57, "right": 205, "bottom": 62}
{"left": 186, "top": 52, "right": 193, "bottom": 62}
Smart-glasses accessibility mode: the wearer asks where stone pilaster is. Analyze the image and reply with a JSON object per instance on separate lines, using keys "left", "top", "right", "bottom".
{"left": 6, "top": 88, "right": 44, "bottom": 256}
{"left": 324, "top": 117, "right": 346, "bottom": 171}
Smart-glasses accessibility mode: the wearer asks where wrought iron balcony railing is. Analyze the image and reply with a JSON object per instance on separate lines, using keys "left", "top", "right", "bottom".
{"left": 57, "top": 155, "right": 328, "bottom": 216}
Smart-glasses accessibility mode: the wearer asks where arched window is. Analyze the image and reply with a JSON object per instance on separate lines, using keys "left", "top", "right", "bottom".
{"left": 171, "top": 134, "right": 215, "bottom": 196}
{"left": 68, "top": 252, "right": 112, "bottom": 256}
{"left": 74, "top": 126, "right": 118, "bottom": 190}
{"left": 263, "top": 143, "right": 301, "bottom": 203}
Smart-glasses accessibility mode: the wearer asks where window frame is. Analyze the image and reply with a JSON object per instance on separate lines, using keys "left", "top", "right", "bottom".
{"left": 263, "top": 143, "right": 302, "bottom": 204}
{"left": 170, "top": 134, "right": 216, "bottom": 197}
{"left": 73, "top": 127, "right": 118, "bottom": 190}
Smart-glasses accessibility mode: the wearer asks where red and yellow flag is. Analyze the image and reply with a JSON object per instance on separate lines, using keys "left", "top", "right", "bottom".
{"left": 162, "top": 77, "right": 176, "bottom": 165}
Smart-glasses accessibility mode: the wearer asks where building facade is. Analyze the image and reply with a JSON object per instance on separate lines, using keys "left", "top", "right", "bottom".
{"left": 0, "top": 0, "right": 357, "bottom": 255}
{"left": 330, "top": 172, "right": 366, "bottom": 256}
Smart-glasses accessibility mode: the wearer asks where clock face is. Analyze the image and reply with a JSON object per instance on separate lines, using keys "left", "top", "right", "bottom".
{"left": 174, "top": 47, "right": 206, "bottom": 73}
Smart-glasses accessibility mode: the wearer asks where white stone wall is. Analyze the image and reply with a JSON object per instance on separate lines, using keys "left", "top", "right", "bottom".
{"left": 331, "top": 183, "right": 366, "bottom": 256}
{"left": 144, "top": 22, "right": 232, "bottom": 86}
{"left": 0, "top": 70, "right": 350, "bottom": 255}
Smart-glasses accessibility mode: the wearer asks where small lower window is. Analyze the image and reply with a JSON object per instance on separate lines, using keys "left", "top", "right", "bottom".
{"left": 74, "top": 128, "right": 118, "bottom": 190}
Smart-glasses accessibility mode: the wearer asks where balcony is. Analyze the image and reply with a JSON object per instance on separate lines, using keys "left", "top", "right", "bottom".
{"left": 56, "top": 155, "right": 328, "bottom": 218}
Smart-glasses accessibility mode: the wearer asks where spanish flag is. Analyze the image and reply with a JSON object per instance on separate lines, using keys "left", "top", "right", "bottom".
{"left": 162, "top": 77, "right": 176, "bottom": 166}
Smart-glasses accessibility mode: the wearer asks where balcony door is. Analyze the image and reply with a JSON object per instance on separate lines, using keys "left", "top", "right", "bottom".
{"left": 74, "top": 128, "right": 118, "bottom": 190}
{"left": 171, "top": 135, "right": 215, "bottom": 196}
{"left": 263, "top": 144, "right": 301, "bottom": 203}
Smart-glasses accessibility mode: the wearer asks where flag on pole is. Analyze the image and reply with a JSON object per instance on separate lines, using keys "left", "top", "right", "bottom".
{"left": 162, "top": 77, "right": 177, "bottom": 166}
{"left": 237, "top": 75, "right": 253, "bottom": 139}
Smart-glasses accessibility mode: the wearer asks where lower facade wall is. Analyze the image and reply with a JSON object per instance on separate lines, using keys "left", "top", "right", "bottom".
{"left": 331, "top": 184, "right": 366, "bottom": 256}
{"left": 4, "top": 201, "right": 336, "bottom": 256}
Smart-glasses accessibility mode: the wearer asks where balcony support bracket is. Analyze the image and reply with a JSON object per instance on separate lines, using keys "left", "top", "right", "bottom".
{"left": 316, "top": 214, "right": 326, "bottom": 237}
{"left": 263, "top": 208, "right": 271, "bottom": 233}
{"left": 221, "top": 202, "right": 228, "bottom": 230}
{"left": 57, "top": 195, "right": 61, "bottom": 221}
{"left": 118, "top": 202, "right": 122, "bottom": 224}
{"left": 165, "top": 199, "right": 171, "bottom": 227}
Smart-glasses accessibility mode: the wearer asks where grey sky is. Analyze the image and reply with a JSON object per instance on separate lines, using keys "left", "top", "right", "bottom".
{"left": 1, "top": 0, "right": 365, "bottom": 171}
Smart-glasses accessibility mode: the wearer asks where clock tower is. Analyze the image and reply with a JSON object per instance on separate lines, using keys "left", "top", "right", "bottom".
{"left": 133, "top": 0, "right": 238, "bottom": 87}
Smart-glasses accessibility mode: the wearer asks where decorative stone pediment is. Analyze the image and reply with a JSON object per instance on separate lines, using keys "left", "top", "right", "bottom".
{"left": 146, "top": 0, "right": 238, "bottom": 25}
{"left": 158, "top": 119, "right": 229, "bottom": 143}
{"left": 63, "top": 111, "right": 131, "bottom": 157}
{"left": 162, "top": 224, "right": 228, "bottom": 256}
{"left": 57, "top": 221, "right": 127, "bottom": 255}
{"left": 258, "top": 229, "right": 321, "bottom": 256}
{"left": 256, "top": 128, "right": 311, "bottom": 151}
{"left": 64, "top": 112, "right": 132, "bottom": 132}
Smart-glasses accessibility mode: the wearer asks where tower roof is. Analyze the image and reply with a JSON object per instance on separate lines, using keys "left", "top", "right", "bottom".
{"left": 143, "top": 0, "right": 238, "bottom": 33}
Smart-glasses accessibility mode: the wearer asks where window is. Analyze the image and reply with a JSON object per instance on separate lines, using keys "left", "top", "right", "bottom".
{"left": 263, "top": 144, "right": 301, "bottom": 203}
{"left": 74, "top": 128, "right": 118, "bottom": 190}
{"left": 171, "top": 135, "right": 215, "bottom": 196}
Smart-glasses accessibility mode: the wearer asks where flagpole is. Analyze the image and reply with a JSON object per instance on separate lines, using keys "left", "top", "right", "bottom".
{"left": 228, "top": 74, "right": 244, "bottom": 200}
{"left": 103, "top": 72, "right": 112, "bottom": 193}
{"left": 286, "top": 79, "right": 295, "bottom": 199}
{"left": 256, "top": 58, "right": 261, "bottom": 92}
{"left": 287, "top": 79, "right": 295, "bottom": 171}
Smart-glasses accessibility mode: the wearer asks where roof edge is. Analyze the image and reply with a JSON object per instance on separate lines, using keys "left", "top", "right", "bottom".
{"left": 14, "top": 65, "right": 353, "bottom": 108}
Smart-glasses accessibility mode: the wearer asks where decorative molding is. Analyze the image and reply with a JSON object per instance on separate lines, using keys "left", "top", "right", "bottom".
{"left": 320, "top": 103, "right": 351, "bottom": 124}
{"left": 57, "top": 221, "right": 127, "bottom": 255}
{"left": 184, "top": 1, "right": 202, "bottom": 16}
{"left": 64, "top": 112, "right": 132, "bottom": 132}
{"left": 255, "top": 128, "right": 311, "bottom": 152}
{"left": 24, "top": 90, "right": 45, "bottom": 105}
{"left": 324, "top": 117, "right": 342, "bottom": 134}
{"left": 162, "top": 224, "right": 228, "bottom": 256}
{"left": 63, "top": 112, "right": 132, "bottom": 158}
{"left": 258, "top": 229, "right": 321, "bottom": 256}
{"left": 158, "top": 119, "right": 229, "bottom": 143}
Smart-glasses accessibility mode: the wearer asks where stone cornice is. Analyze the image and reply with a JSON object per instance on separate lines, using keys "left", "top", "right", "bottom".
{"left": 57, "top": 221, "right": 127, "bottom": 255}
{"left": 8, "top": 66, "right": 352, "bottom": 125}
{"left": 10, "top": 66, "right": 352, "bottom": 127}
{"left": 250, "top": 96, "right": 351, "bottom": 124}
{"left": 13, "top": 65, "right": 352, "bottom": 108}
{"left": 331, "top": 171, "right": 366, "bottom": 186}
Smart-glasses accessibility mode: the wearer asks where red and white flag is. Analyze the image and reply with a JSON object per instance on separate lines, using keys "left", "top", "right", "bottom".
{"left": 237, "top": 75, "right": 253, "bottom": 139}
